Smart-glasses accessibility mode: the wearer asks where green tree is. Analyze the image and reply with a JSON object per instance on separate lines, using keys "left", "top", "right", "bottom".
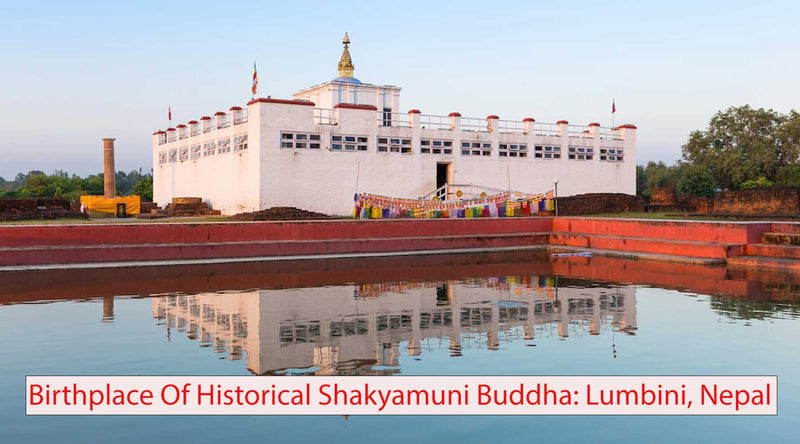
{"left": 677, "top": 165, "right": 717, "bottom": 197}
{"left": 740, "top": 177, "right": 775, "bottom": 189}
{"left": 131, "top": 176, "right": 153, "bottom": 201}
{"left": 775, "top": 164, "right": 800, "bottom": 187}
{"left": 643, "top": 161, "right": 682, "bottom": 193}
{"left": 682, "top": 105, "right": 799, "bottom": 189}
{"left": 636, "top": 165, "right": 647, "bottom": 196}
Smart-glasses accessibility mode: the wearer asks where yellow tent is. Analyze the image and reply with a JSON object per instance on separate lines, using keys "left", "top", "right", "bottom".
{"left": 80, "top": 195, "right": 140, "bottom": 215}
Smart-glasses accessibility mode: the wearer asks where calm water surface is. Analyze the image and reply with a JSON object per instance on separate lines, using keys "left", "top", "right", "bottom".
{"left": 1, "top": 253, "right": 799, "bottom": 443}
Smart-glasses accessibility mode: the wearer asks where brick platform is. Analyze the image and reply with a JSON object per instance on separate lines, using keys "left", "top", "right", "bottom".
{"left": 3, "top": 217, "right": 800, "bottom": 270}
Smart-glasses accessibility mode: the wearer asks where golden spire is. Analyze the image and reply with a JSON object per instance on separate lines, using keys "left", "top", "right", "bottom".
{"left": 337, "top": 32, "right": 355, "bottom": 78}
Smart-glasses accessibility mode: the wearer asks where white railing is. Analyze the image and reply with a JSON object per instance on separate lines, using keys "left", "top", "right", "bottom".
{"left": 568, "top": 126, "right": 590, "bottom": 137}
{"left": 233, "top": 109, "right": 248, "bottom": 125}
{"left": 533, "top": 122, "right": 559, "bottom": 136}
{"left": 497, "top": 119, "right": 525, "bottom": 134}
{"left": 460, "top": 117, "right": 489, "bottom": 132}
{"left": 217, "top": 119, "right": 230, "bottom": 129}
{"left": 599, "top": 128, "right": 623, "bottom": 141}
{"left": 380, "top": 111, "right": 411, "bottom": 128}
{"left": 315, "top": 108, "right": 338, "bottom": 125}
{"left": 419, "top": 114, "right": 451, "bottom": 130}
{"left": 418, "top": 183, "right": 510, "bottom": 201}
{"left": 190, "top": 128, "right": 201, "bottom": 136}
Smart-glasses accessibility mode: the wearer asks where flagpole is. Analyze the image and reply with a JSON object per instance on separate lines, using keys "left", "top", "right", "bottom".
{"left": 611, "top": 98, "right": 615, "bottom": 129}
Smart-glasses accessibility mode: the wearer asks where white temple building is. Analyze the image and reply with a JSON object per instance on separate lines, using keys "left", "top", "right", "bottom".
{"left": 152, "top": 33, "right": 637, "bottom": 215}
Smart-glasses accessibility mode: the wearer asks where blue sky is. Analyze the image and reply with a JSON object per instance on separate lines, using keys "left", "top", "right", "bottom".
{"left": 2, "top": 0, "right": 798, "bottom": 178}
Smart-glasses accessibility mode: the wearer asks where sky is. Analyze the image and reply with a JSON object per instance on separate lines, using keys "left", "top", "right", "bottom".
{"left": 2, "top": 0, "right": 799, "bottom": 179}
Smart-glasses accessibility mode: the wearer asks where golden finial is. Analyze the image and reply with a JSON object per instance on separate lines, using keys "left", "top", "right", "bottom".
{"left": 337, "top": 32, "right": 354, "bottom": 78}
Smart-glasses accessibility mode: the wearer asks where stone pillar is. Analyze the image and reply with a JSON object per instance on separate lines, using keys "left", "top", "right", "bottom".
{"left": 449, "top": 112, "right": 461, "bottom": 131}
{"left": 588, "top": 122, "right": 600, "bottom": 138}
{"left": 556, "top": 120, "right": 569, "bottom": 137}
{"left": 486, "top": 115, "right": 499, "bottom": 133}
{"left": 102, "top": 138, "right": 116, "bottom": 198}
{"left": 523, "top": 117, "right": 535, "bottom": 135}
{"left": 408, "top": 109, "right": 421, "bottom": 127}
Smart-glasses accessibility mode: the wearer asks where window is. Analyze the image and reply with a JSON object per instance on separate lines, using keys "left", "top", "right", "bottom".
{"left": 377, "top": 137, "right": 412, "bottom": 154}
{"left": 382, "top": 107, "right": 392, "bottom": 127}
{"left": 420, "top": 139, "right": 453, "bottom": 154}
{"left": 600, "top": 148, "right": 624, "bottom": 162}
{"left": 568, "top": 146, "right": 594, "bottom": 160}
{"left": 203, "top": 142, "right": 216, "bottom": 157}
{"left": 179, "top": 147, "right": 188, "bottom": 162}
{"left": 281, "top": 132, "right": 321, "bottom": 149}
{"left": 158, "top": 152, "right": 167, "bottom": 165}
{"left": 233, "top": 134, "right": 248, "bottom": 152}
{"left": 218, "top": 138, "right": 231, "bottom": 154}
{"left": 168, "top": 149, "right": 177, "bottom": 163}
{"left": 499, "top": 143, "right": 527, "bottom": 157}
{"left": 534, "top": 145, "right": 561, "bottom": 159}
{"left": 331, "top": 134, "right": 368, "bottom": 151}
{"left": 190, "top": 144, "right": 201, "bottom": 160}
{"left": 461, "top": 141, "right": 492, "bottom": 156}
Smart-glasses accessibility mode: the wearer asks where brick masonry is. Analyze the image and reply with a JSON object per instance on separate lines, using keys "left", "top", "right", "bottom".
{"left": 555, "top": 193, "right": 644, "bottom": 216}
{"left": 713, "top": 187, "right": 800, "bottom": 215}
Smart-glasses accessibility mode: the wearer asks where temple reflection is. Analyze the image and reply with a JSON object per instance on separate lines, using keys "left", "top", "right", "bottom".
{"left": 152, "top": 276, "right": 637, "bottom": 375}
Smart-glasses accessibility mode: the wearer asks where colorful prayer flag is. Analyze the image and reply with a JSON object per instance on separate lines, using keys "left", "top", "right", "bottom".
{"left": 252, "top": 61, "right": 258, "bottom": 95}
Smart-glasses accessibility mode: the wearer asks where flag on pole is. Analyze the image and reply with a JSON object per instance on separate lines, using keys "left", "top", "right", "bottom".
{"left": 612, "top": 99, "right": 616, "bottom": 114}
{"left": 251, "top": 61, "right": 258, "bottom": 96}
{"left": 168, "top": 106, "right": 172, "bottom": 121}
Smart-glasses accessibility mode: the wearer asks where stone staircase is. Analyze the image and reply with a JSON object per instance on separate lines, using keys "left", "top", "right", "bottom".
{"left": 0, "top": 218, "right": 552, "bottom": 268}
{"left": 547, "top": 218, "right": 766, "bottom": 264}
{"left": 728, "top": 224, "right": 800, "bottom": 271}
{"left": 4, "top": 217, "right": 800, "bottom": 271}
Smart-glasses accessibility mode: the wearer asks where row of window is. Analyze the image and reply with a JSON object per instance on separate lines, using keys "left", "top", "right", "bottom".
{"left": 158, "top": 136, "right": 246, "bottom": 163}
{"left": 160, "top": 133, "right": 622, "bottom": 163}
{"left": 279, "top": 133, "right": 623, "bottom": 161}
{"left": 600, "top": 148, "right": 624, "bottom": 162}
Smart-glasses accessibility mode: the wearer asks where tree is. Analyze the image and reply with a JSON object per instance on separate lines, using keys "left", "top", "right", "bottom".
{"left": 131, "top": 176, "right": 153, "bottom": 201}
{"left": 677, "top": 165, "right": 716, "bottom": 197}
{"left": 740, "top": 177, "right": 774, "bottom": 189}
{"left": 644, "top": 161, "right": 682, "bottom": 192}
{"left": 682, "top": 105, "right": 799, "bottom": 189}
{"left": 776, "top": 164, "right": 800, "bottom": 187}
{"left": 636, "top": 165, "right": 647, "bottom": 196}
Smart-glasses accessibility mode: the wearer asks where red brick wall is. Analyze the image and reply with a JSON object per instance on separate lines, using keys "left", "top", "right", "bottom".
{"left": 0, "top": 199, "right": 38, "bottom": 214}
{"left": 713, "top": 187, "right": 800, "bottom": 215}
{"left": 555, "top": 193, "right": 643, "bottom": 216}
{"left": 651, "top": 188, "right": 677, "bottom": 205}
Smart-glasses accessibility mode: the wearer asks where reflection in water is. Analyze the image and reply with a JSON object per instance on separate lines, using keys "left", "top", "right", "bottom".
{"left": 3, "top": 253, "right": 800, "bottom": 443}
{"left": 101, "top": 296, "right": 115, "bottom": 324}
{"left": 710, "top": 296, "right": 800, "bottom": 322}
{"left": 151, "top": 275, "right": 637, "bottom": 376}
